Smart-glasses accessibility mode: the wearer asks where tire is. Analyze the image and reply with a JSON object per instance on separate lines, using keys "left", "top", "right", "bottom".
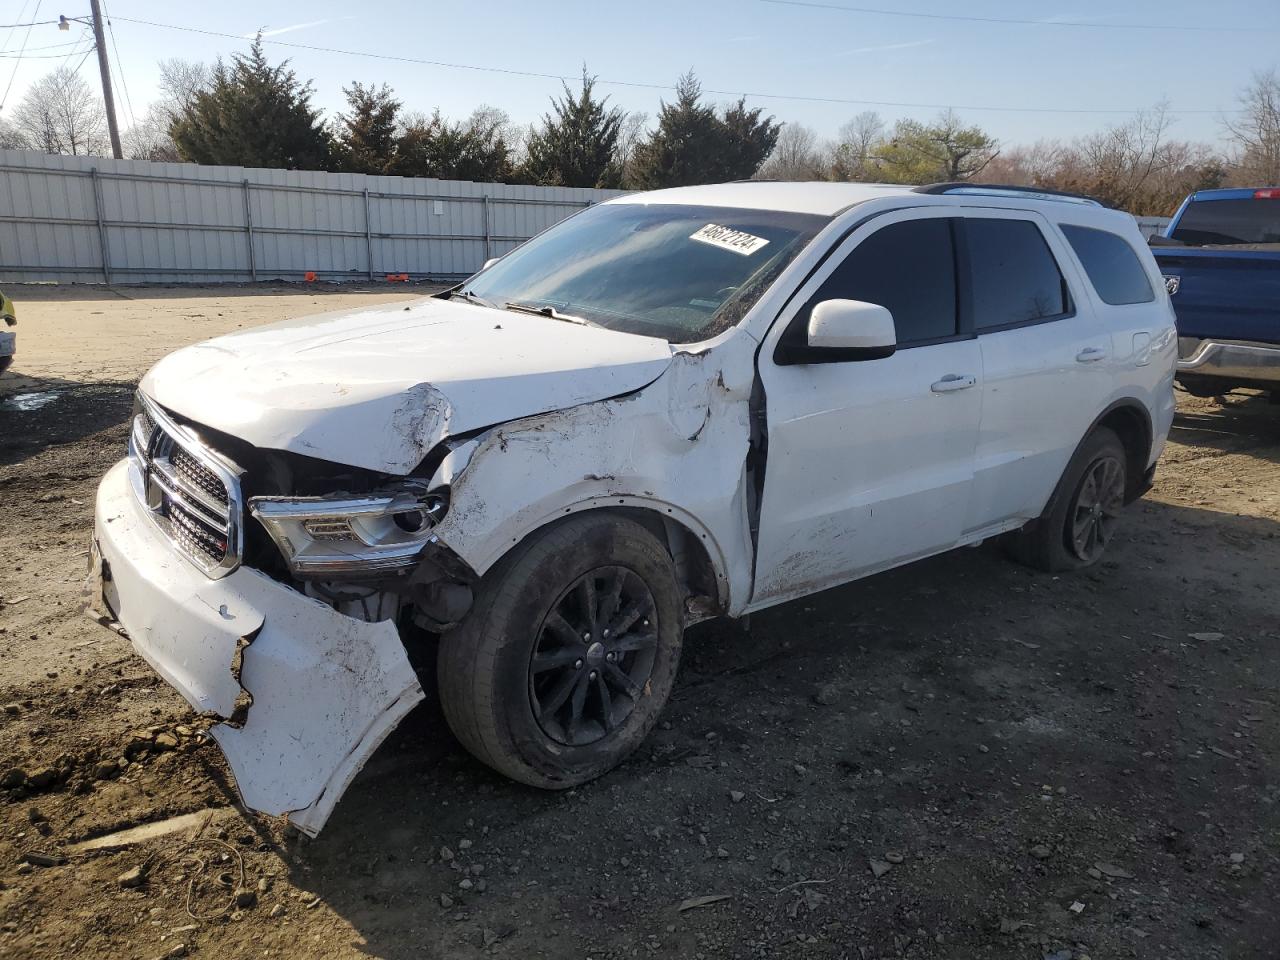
{"left": 1005, "top": 426, "right": 1127, "bottom": 573}
{"left": 437, "top": 513, "right": 684, "bottom": 789}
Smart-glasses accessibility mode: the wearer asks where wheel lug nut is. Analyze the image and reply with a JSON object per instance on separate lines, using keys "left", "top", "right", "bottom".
{"left": 606, "top": 652, "right": 615, "bottom": 662}
{"left": 603, "top": 629, "right": 610, "bottom": 637}
{"left": 574, "top": 659, "right": 583, "bottom": 669}
{"left": 589, "top": 670, "right": 598, "bottom": 680}
{"left": 583, "top": 633, "right": 591, "bottom": 641}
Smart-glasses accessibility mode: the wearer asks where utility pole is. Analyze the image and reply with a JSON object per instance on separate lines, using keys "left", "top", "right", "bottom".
{"left": 86, "top": 0, "right": 122, "bottom": 159}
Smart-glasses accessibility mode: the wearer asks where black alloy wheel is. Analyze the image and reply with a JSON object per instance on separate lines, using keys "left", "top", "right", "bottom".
{"left": 1068, "top": 454, "right": 1125, "bottom": 563}
{"left": 529, "top": 566, "right": 658, "bottom": 746}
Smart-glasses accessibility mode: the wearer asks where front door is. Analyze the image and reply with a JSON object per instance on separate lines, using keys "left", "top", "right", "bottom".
{"left": 750, "top": 210, "right": 982, "bottom": 610}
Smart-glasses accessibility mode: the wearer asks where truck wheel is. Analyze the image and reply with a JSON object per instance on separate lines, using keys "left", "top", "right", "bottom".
{"left": 1005, "top": 427, "right": 1127, "bottom": 572}
{"left": 437, "top": 513, "right": 684, "bottom": 789}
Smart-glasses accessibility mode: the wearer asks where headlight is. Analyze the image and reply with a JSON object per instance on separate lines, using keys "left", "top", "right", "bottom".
{"left": 250, "top": 484, "right": 449, "bottom": 577}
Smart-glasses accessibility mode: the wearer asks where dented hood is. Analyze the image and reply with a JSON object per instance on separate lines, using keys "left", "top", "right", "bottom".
{"left": 140, "top": 296, "right": 674, "bottom": 473}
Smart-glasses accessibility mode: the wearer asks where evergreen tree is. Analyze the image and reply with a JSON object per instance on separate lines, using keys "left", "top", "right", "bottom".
{"left": 874, "top": 111, "right": 998, "bottom": 184}
{"left": 392, "top": 108, "right": 513, "bottom": 182}
{"left": 717, "top": 97, "right": 781, "bottom": 181}
{"left": 629, "top": 73, "right": 777, "bottom": 188}
{"left": 335, "top": 82, "right": 401, "bottom": 174}
{"left": 521, "top": 70, "right": 623, "bottom": 188}
{"left": 170, "top": 36, "right": 331, "bottom": 170}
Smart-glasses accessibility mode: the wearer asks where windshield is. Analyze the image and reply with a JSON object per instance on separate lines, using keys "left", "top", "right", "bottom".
{"left": 460, "top": 202, "right": 830, "bottom": 342}
{"left": 1170, "top": 198, "right": 1280, "bottom": 245}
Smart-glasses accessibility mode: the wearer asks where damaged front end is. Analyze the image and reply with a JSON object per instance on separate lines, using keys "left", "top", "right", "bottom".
{"left": 89, "top": 395, "right": 474, "bottom": 835}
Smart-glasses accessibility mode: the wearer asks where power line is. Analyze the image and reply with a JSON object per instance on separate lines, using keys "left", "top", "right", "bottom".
{"left": 101, "top": 0, "right": 134, "bottom": 129}
{"left": 56, "top": 27, "right": 90, "bottom": 71}
{"left": 69, "top": 44, "right": 94, "bottom": 77}
{"left": 0, "top": 0, "right": 43, "bottom": 112}
{"left": 13, "top": 37, "right": 90, "bottom": 53}
{"left": 110, "top": 14, "right": 1238, "bottom": 117}
{"left": 0, "top": 43, "right": 92, "bottom": 60}
{"left": 757, "top": 0, "right": 1276, "bottom": 33}
{"left": 0, "top": 18, "right": 57, "bottom": 30}
{"left": 0, "top": 0, "right": 34, "bottom": 52}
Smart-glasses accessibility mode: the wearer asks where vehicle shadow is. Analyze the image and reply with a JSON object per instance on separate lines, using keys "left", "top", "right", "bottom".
{"left": 0, "top": 377, "right": 134, "bottom": 468}
{"left": 283, "top": 497, "right": 1280, "bottom": 960}
{"left": 1171, "top": 388, "right": 1280, "bottom": 462}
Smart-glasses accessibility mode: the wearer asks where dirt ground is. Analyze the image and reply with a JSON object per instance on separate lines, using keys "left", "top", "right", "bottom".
{"left": 0, "top": 285, "right": 1277, "bottom": 960}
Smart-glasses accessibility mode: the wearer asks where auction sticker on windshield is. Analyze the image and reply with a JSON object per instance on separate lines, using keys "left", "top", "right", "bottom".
{"left": 690, "top": 224, "right": 770, "bottom": 256}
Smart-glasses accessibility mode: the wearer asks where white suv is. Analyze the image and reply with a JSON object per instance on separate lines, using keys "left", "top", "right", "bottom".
{"left": 91, "top": 181, "right": 1177, "bottom": 834}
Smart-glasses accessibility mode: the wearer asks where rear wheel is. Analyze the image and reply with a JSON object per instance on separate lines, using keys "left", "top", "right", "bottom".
{"left": 437, "top": 513, "right": 684, "bottom": 788}
{"left": 1005, "top": 427, "right": 1127, "bottom": 572}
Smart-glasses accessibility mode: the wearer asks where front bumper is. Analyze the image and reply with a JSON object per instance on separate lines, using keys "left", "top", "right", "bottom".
{"left": 91, "top": 459, "right": 424, "bottom": 836}
{"left": 1176, "top": 338, "right": 1280, "bottom": 385}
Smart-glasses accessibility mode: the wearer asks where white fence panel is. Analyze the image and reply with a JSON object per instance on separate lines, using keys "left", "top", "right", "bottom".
{"left": 1134, "top": 216, "right": 1170, "bottom": 239}
{"left": 0, "top": 149, "right": 624, "bottom": 284}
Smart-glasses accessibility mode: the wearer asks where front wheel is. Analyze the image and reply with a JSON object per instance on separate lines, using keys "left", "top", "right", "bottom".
{"left": 1005, "top": 427, "right": 1128, "bottom": 572}
{"left": 437, "top": 513, "right": 684, "bottom": 788}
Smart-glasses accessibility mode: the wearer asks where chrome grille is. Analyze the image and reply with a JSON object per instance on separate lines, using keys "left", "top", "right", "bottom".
{"left": 128, "top": 393, "right": 243, "bottom": 578}
{"left": 171, "top": 446, "right": 229, "bottom": 504}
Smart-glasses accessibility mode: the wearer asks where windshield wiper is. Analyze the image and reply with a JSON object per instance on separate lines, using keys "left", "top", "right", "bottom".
{"left": 504, "top": 301, "right": 591, "bottom": 326}
{"left": 449, "top": 288, "right": 496, "bottom": 308}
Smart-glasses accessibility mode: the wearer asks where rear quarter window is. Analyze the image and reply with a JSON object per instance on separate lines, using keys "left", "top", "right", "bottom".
{"left": 1060, "top": 224, "right": 1155, "bottom": 306}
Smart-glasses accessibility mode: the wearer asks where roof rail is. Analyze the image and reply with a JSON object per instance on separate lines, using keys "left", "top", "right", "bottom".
{"left": 914, "top": 182, "right": 1108, "bottom": 207}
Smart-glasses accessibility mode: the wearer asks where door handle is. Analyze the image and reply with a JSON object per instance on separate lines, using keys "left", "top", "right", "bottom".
{"left": 930, "top": 374, "right": 977, "bottom": 393}
{"left": 1076, "top": 346, "right": 1108, "bottom": 363}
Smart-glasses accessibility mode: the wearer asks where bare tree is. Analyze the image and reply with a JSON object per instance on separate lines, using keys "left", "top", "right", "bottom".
{"left": 983, "top": 140, "right": 1069, "bottom": 186}
{"left": 757, "top": 123, "right": 827, "bottom": 180}
{"left": 612, "top": 111, "right": 648, "bottom": 186}
{"left": 11, "top": 67, "right": 108, "bottom": 156}
{"left": 1224, "top": 70, "right": 1280, "bottom": 185}
{"left": 0, "top": 118, "right": 26, "bottom": 149}
{"left": 157, "top": 59, "right": 211, "bottom": 119}
{"left": 830, "top": 111, "right": 884, "bottom": 180}
{"left": 1072, "top": 103, "right": 1177, "bottom": 207}
{"left": 123, "top": 102, "right": 181, "bottom": 161}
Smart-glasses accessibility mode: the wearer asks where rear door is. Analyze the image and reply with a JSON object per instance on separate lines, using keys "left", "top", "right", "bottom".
{"left": 751, "top": 209, "right": 982, "bottom": 609}
{"left": 963, "top": 210, "right": 1114, "bottom": 533}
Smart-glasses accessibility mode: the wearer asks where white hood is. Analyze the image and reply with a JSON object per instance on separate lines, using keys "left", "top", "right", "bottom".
{"left": 140, "top": 297, "right": 674, "bottom": 473}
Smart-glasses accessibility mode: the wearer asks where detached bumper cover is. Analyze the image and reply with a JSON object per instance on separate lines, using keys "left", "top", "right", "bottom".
{"left": 91, "top": 459, "right": 424, "bottom": 836}
{"left": 1176, "top": 338, "right": 1280, "bottom": 384}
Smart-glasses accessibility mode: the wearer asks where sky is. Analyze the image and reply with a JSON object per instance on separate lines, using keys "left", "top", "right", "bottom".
{"left": 1, "top": 0, "right": 1278, "bottom": 151}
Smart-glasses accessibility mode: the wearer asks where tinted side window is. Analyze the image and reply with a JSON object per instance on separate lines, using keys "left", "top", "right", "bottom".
{"left": 967, "top": 219, "right": 1070, "bottom": 330}
{"left": 810, "top": 218, "right": 958, "bottom": 344}
{"left": 1060, "top": 224, "right": 1155, "bottom": 305}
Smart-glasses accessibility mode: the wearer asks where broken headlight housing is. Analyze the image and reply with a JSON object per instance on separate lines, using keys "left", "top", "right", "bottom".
{"left": 250, "top": 483, "right": 448, "bottom": 577}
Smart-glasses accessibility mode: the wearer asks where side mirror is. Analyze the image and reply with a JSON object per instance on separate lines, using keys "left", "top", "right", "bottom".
{"left": 481, "top": 257, "right": 501, "bottom": 271}
{"left": 805, "top": 299, "right": 896, "bottom": 358}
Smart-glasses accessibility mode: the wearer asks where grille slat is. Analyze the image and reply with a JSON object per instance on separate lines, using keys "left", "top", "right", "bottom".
{"left": 128, "top": 396, "right": 243, "bottom": 578}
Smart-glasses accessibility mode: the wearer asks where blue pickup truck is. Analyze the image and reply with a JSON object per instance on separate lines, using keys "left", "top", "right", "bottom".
{"left": 1150, "top": 187, "right": 1280, "bottom": 399}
